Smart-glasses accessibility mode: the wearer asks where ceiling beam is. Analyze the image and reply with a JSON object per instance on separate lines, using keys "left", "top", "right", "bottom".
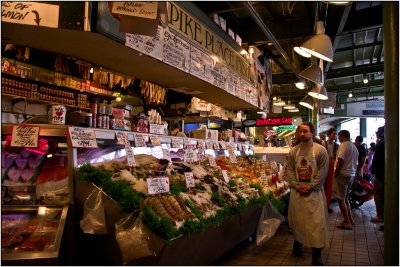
{"left": 326, "top": 79, "right": 384, "bottom": 92}
{"left": 334, "top": 41, "right": 383, "bottom": 53}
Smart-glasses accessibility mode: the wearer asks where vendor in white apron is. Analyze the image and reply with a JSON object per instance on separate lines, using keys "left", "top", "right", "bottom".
{"left": 286, "top": 122, "right": 329, "bottom": 266}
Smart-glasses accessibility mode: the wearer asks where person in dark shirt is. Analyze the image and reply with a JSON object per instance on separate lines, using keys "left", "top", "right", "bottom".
{"left": 354, "top": 136, "right": 367, "bottom": 177}
{"left": 370, "top": 126, "right": 385, "bottom": 226}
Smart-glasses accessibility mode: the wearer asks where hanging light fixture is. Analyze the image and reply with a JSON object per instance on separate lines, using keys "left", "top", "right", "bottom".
{"left": 283, "top": 100, "right": 296, "bottom": 109}
{"left": 299, "top": 61, "right": 323, "bottom": 85}
{"left": 288, "top": 107, "right": 300, "bottom": 112}
{"left": 293, "top": 46, "right": 312, "bottom": 58}
{"left": 348, "top": 91, "right": 353, "bottom": 98}
{"left": 273, "top": 98, "right": 286, "bottom": 106}
{"left": 363, "top": 74, "right": 369, "bottom": 84}
{"left": 299, "top": 95, "right": 314, "bottom": 110}
{"left": 295, "top": 81, "right": 306, "bottom": 89}
{"left": 308, "top": 84, "right": 328, "bottom": 100}
{"left": 296, "top": 21, "right": 333, "bottom": 62}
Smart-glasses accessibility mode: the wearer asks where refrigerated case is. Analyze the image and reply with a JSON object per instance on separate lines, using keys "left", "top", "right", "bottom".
{"left": 1, "top": 124, "right": 73, "bottom": 265}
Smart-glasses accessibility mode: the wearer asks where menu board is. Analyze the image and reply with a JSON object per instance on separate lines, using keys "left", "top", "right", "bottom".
{"left": 208, "top": 61, "right": 227, "bottom": 90}
{"left": 237, "top": 78, "right": 249, "bottom": 100}
{"left": 163, "top": 28, "right": 190, "bottom": 73}
{"left": 190, "top": 45, "right": 212, "bottom": 80}
{"left": 125, "top": 25, "right": 164, "bottom": 60}
{"left": 226, "top": 69, "right": 238, "bottom": 95}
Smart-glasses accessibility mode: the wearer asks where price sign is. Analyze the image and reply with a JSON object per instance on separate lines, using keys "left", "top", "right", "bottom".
{"left": 221, "top": 170, "right": 229, "bottom": 183}
{"left": 260, "top": 171, "right": 268, "bottom": 186}
{"left": 242, "top": 144, "right": 247, "bottom": 151}
{"left": 208, "top": 155, "right": 217, "bottom": 167}
{"left": 116, "top": 131, "right": 129, "bottom": 146}
{"left": 213, "top": 142, "right": 220, "bottom": 150}
{"left": 184, "top": 172, "right": 195, "bottom": 188}
{"left": 228, "top": 149, "right": 237, "bottom": 163}
{"left": 134, "top": 134, "right": 146, "bottom": 147}
{"left": 147, "top": 177, "right": 170, "bottom": 195}
{"left": 125, "top": 145, "right": 136, "bottom": 167}
{"left": 171, "top": 137, "right": 181, "bottom": 148}
{"left": 162, "top": 148, "right": 171, "bottom": 162}
{"left": 68, "top": 127, "right": 97, "bottom": 148}
{"left": 262, "top": 155, "right": 267, "bottom": 161}
{"left": 184, "top": 139, "right": 193, "bottom": 149}
{"left": 150, "top": 136, "right": 161, "bottom": 146}
{"left": 11, "top": 125, "right": 40, "bottom": 148}
{"left": 249, "top": 145, "right": 254, "bottom": 152}
{"left": 237, "top": 143, "right": 242, "bottom": 151}
{"left": 149, "top": 123, "right": 165, "bottom": 135}
{"left": 197, "top": 140, "right": 205, "bottom": 149}
{"left": 206, "top": 141, "right": 213, "bottom": 150}
{"left": 184, "top": 147, "right": 198, "bottom": 163}
{"left": 219, "top": 141, "right": 226, "bottom": 149}
{"left": 197, "top": 148, "right": 205, "bottom": 161}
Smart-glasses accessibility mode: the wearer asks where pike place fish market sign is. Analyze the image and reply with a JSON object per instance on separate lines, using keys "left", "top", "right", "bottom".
{"left": 242, "top": 117, "right": 293, "bottom": 127}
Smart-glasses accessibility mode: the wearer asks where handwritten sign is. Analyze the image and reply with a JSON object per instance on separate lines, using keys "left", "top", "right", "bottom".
{"left": 190, "top": 45, "right": 212, "bottom": 80}
{"left": 1, "top": 1, "right": 59, "bottom": 28}
{"left": 125, "top": 145, "right": 136, "bottom": 167}
{"left": 68, "top": 127, "right": 97, "bottom": 148}
{"left": 134, "top": 134, "right": 146, "bottom": 147}
{"left": 237, "top": 143, "right": 243, "bottom": 151}
{"left": 11, "top": 125, "right": 39, "bottom": 147}
{"left": 184, "top": 172, "right": 195, "bottom": 188}
{"left": 112, "top": 2, "right": 158, "bottom": 19}
{"left": 197, "top": 140, "right": 205, "bottom": 149}
{"left": 126, "top": 26, "right": 163, "bottom": 60}
{"left": 213, "top": 142, "right": 220, "bottom": 150}
{"left": 147, "top": 177, "right": 170, "bottom": 195}
{"left": 49, "top": 105, "right": 66, "bottom": 125}
{"left": 163, "top": 28, "right": 190, "bottom": 73}
{"left": 228, "top": 149, "right": 237, "bottom": 163}
{"left": 149, "top": 123, "right": 165, "bottom": 135}
{"left": 221, "top": 170, "right": 229, "bottom": 183}
{"left": 207, "top": 155, "right": 217, "bottom": 167}
{"left": 171, "top": 137, "right": 181, "bottom": 148}
{"left": 262, "top": 155, "right": 267, "bottom": 161}
{"left": 116, "top": 131, "right": 129, "bottom": 146}
{"left": 184, "top": 147, "right": 198, "bottom": 163}
{"left": 206, "top": 141, "right": 213, "bottom": 150}
{"left": 197, "top": 148, "right": 205, "bottom": 161}
{"left": 260, "top": 171, "right": 268, "bottom": 186}
{"left": 149, "top": 135, "right": 161, "bottom": 146}
{"left": 162, "top": 148, "right": 171, "bottom": 162}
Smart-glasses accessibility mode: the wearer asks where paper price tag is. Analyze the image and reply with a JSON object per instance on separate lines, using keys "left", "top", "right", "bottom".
{"left": 208, "top": 155, "right": 217, "bottom": 167}
{"left": 219, "top": 141, "right": 226, "bottom": 149}
{"left": 162, "top": 148, "right": 171, "bottom": 162}
{"left": 150, "top": 135, "right": 161, "bottom": 146}
{"left": 116, "top": 131, "right": 129, "bottom": 146}
{"left": 206, "top": 141, "right": 213, "bottom": 150}
{"left": 11, "top": 125, "right": 40, "bottom": 148}
{"left": 197, "top": 140, "right": 205, "bottom": 149}
{"left": 134, "top": 134, "right": 146, "bottom": 147}
{"left": 149, "top": 123, "right": 165, "bottom": 135}
{"left": 260, "top": 171, "right": 268, "bottom": 186}
{"left": 147, "top": 177, "right": 170, "bottom": 195}
{"left": 228, "top": 149, "right": 237, "bottom": 163}
{"left": 242, "top": 144, "right": 247, "bottom": 151}
{"left": 221, "top": 170, "right": 229, "bottom": 183}
{"left": 184, "top": 139, "right": 193, "bottom": 149}
{"left": 184, "top": 148, "right": 198, "bottom": 163}
{"left": 262, "top": 155, "right": 267, "bottom": 161}
{"left": 68, "top": 127, "right": 97, "bottom": 148}
{"left": 171, "top": 137, "right": 181, "bottom": 148}
{"left": 237, "top": 143, "right": 242, "bottom": 151}
{"left": 198, "top": 148, "right": 205, "bottom": 161}
{"left": 213, "top": 141, "right": 220, "bottom": 150}
{"left": 184, "top": 172, "right": 195, "bottom": 188}
{"left": 125, "top": 145, "right": 136, "bottom": 167}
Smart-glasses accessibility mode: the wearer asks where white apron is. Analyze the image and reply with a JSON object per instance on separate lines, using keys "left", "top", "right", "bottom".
{"left": 288, "top": 143, "right": 329, "bottom": 248}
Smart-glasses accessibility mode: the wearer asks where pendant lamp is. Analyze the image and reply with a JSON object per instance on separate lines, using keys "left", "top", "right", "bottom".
{"left": 299, "top": 95, "right": 314, "bottom": 110}
{"left": 298, "top": 21, "right": 333, "bottom": 62}
{"left": 288, "top": 107, "right": 300, "bottom": 112}
{"left": 308, "top": 83, "right": 328, "bottom": 100}
{"left": 283, "top": 100, "right": 296, "bottom": 109}
{"left": 299, "top": 63, "right": 323, "bottom": 85}
{"left": 273, "top": 98, "right": 286, "bottom": 106}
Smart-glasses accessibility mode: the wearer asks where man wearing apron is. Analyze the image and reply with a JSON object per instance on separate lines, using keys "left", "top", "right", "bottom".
{"left": 286, "top": 122, "right": 329, "bottom": 266}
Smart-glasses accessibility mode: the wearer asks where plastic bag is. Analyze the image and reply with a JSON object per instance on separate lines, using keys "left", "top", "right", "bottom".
{"left": 115, "top": 212, "right": 165, "bottom": 265}
{"left": 79, "top": 188, "right": 107, "bottom": 234}
{"left": 255, "top": 200, "right": 285, "bottom": 246}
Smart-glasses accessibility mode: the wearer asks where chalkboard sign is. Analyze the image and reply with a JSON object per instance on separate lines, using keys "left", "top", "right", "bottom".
{"left": 125, "top": 25, "right": 164, "bottom": 60}
{"left": 11, "top": 125, "right": 40, "bottom": 148}
{"left": 163, "top": 28, "right": 190, "bottom": 73}
{"left": 68, "top": 127, "right": 97, "bottom": 148}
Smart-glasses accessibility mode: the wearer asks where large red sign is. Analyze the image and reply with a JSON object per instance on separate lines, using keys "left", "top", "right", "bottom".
{"left": 255, "top": 117, "right": 292, "bottom": 126}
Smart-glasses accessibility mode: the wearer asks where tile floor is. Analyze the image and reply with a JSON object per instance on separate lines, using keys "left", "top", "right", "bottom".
{"left": 214, "top": 199, "right": 384, "bottom": 266}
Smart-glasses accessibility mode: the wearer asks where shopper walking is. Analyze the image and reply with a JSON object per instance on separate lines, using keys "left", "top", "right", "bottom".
{"left": 354, "top": 136, "right": 367, "bottom": 178}
{"left": 370, "top": 126, "right": 385, "bottom": 226}
{"left": 333, "top": 130, "right": 358, "bottom": 230}
{"left": 323, "top": 128, "right": 339, "bottom": 213}
{"left": 286, "top": 122, "right": 329, "bottom": 266}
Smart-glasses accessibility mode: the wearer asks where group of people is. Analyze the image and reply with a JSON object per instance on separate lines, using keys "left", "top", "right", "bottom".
{"left": 286, "top": 122, "right": 385, "bottom": 265}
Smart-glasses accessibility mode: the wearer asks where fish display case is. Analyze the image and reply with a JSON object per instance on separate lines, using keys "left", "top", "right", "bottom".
{"left": 1, "top": 124, "right": 72, "bottom": 265}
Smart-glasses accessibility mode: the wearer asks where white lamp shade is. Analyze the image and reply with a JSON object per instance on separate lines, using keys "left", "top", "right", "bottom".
{"left": 299, "top": 95, "right": 314, "bottom": 110}
{"left": 295, "top": 81, "right": 306, "bottom": 89}
{"left": 283, "top": 101, "right": 296, "bottom": 109}
{"left": 288, "top": 108, "right": 300, "bottom": 112}
{"left": 273, "top": 98, "right": 286, "bottom": 106}
{"left": 299, "top": 64, "right": 323, "bottom": 84}
{"left": 300, "top": 21, "right": 333, "bottom": 62}
{"left": 308, "top": 84, "right": 328, "bottom": 100}
{"left": 294, "top": 46, "right": 312, "bottom": 58}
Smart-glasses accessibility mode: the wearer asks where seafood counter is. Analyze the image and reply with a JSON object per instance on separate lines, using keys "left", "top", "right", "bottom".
{"left": 75, "top": 152, "right": 289, "bottom": 265}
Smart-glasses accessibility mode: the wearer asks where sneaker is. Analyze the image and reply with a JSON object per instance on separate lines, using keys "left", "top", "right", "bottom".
{"left": 371, "top": 216, "right": 384, "bottom": 223}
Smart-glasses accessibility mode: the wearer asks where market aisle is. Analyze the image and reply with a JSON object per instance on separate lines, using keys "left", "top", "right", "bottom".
{"left": 214, "top": 199, "right": 384, "bottom": 266}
